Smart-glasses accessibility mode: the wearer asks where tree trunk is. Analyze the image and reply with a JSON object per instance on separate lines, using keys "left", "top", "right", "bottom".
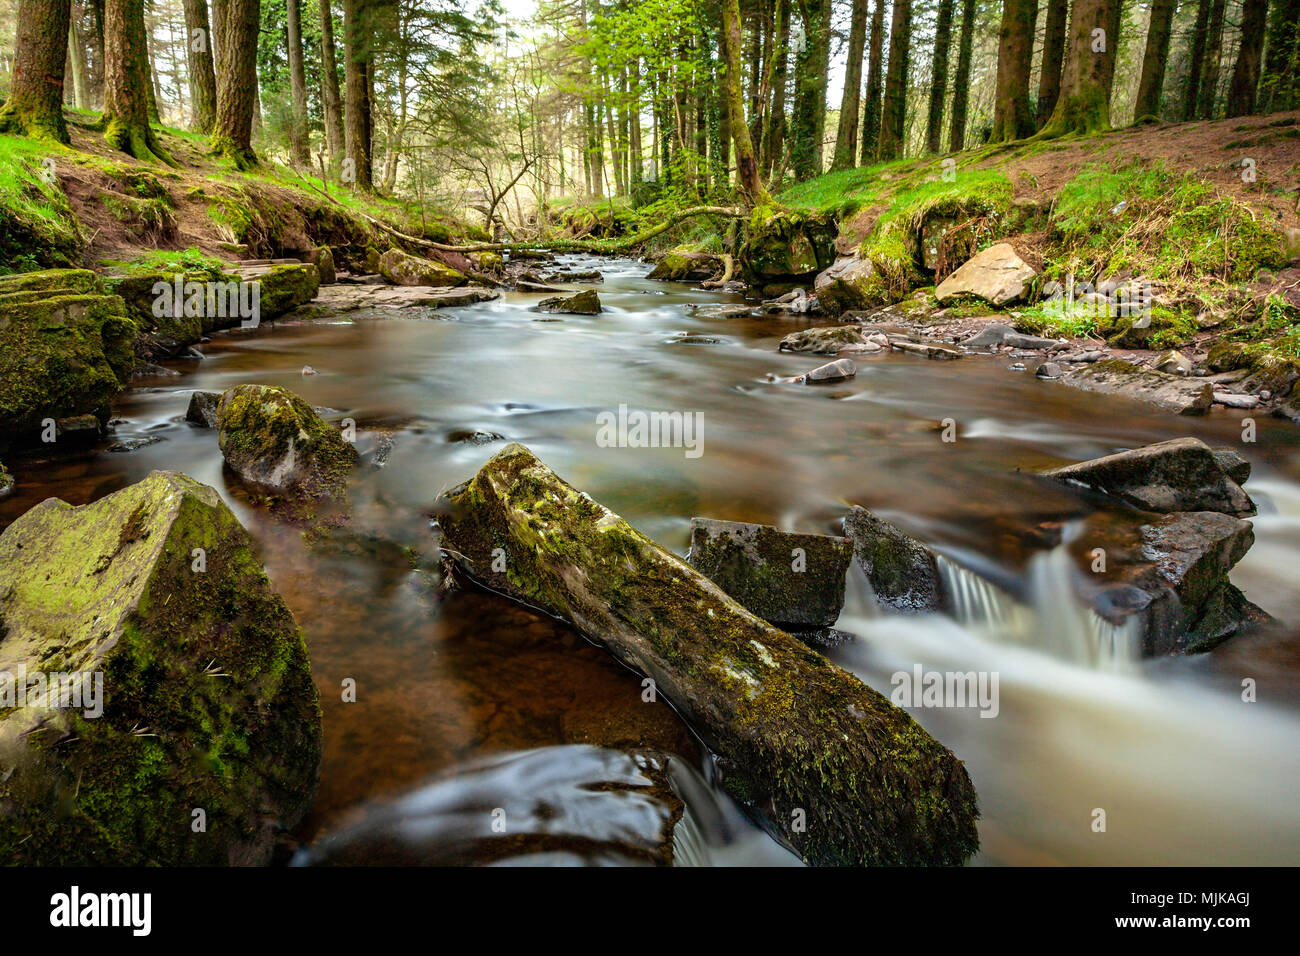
{"left": 878, "top": 0, "right": 913, "bottom": 159}
{"left": 103, "top": 0, "right": 173, "bottom": 160}
{"left": 1182, "top": 0, "right": 1210, "bottom": 119}
{"left": 1036, "top": 0, "right": 1068, "bottom": 127}
{"left": 319, "top": 0, "right": 345, "bottom": 160}
{"left": 790, "top": 0, "right": 830, "bottom": 178}
{"left": 859, "top": 0, "right": 885, "bottom": 163}
{"left": 210, "top": 0, "right": 258, "bottom": 167}
{"left": 67, "top": 19, "right": 91, "bottom": 109}
{"left": 181, "top": 0, "right": 216, "bottom": 133}
{"left": 722, "top": 0, "right": 769, "bottom": 203}
{"left": 1225, "top": 0, "right": 1267, "bottom": 116}
{"left": 0, "top": 0, "right": 74, "bottom": 143}
{"left": 1039, "top": 0, "right": 1117, "bottom": 136}
{"left": 285, "top": 0, "right": 309, "bottom": 163}
{"left": 1196, "top": 0, "right": 1226, "bottom": 118}
{"left": 1132, "top": 0, "right": 1176, "bottom": 121}
{"left": 1259, "top": 0, "right": 1300, "bottom": 112}
{"left": 629, "top": 59, "right": 643, "bottom": 185}
{"left": 831, "top": 0, "right": 868, "bottom": 169}
{"left": 993, "top": 0, "right": 1039, "bottom": 141}
{"left": 342, "top": 0, "right": 372, "bottom": 188}
{"left": 925, "top": 0, "right": 955, "bottom": 152}
{"left": 763, "top": 0, "right": 789, "bottom": 176}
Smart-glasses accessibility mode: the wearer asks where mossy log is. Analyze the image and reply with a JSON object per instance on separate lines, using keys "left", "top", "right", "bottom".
{"left": 436, "top": 443, "right": 980, "bottom": 866}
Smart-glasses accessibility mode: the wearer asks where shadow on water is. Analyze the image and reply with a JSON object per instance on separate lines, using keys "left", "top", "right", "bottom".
{"left": 4, "top": 254, "right": 1300, "bottom": 864}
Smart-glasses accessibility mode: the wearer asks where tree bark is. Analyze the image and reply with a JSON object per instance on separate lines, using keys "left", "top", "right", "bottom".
{"left": 1183, "top": 0, "right": 1211, "bottom": 119}
{"left": 832, "top": 0, "right": 869, "bottom": 169}
{"left": 1132, "top": 0, "right": 1176, "bottom": 121}
{"left": 993, "top": 0, "right": 1039, "bottom": 141}
{"left": 1225, "top": 0, "right": 1268, "bottom": 116}
{"left": 319, "top": 0, "right": 345, "bottom": 160}
{"left": 763, "top": 0, "right": 790, "bottom": 176}
{"left": 1259, "top": 0, "right": 1300, "bottom": 111}
{"left": 947, "top": 0, "right": 975, "bottom": 150}
{"left": 722, "top": 0, "right": 769, "bottom": 203}
{"left": 1196, "top": 0, "right": 1226, "bottom": 118}
{"left": 181, "top": 0, "right": 216, "bottom": 133}
{"left": 67, "top": 19, "right": 91, "bottom": 109}
{"left": 878, "top": 0, "right": 913, "bottom": 159}
{"left": 0, "top": 0, "right": 74, "bottom": 143}
{"left": 1036, "top": 0, "right": 1068, "bottom": 127}
{"left": 342, "top": 0, "right": 372, "bottom": 188}
{"left": 860, "top": 0, "right": 885, "bottom": 163}
{"left": 103, "top": 0, "right": 173, "bottom": 161}
{"left": 210, "top": 0, "right": 258, "bottom": 167}
{"left": 790, "top": 0, "right": 831, "bottom": 178}
{"left": 285, "top": 0, "right": 309, "bottom": 163}
{"left": 925, "top": 0, "right": 955, "bottom": 152}
{"left": 1039, "top": 0, "right": 1117, "bottom": 137}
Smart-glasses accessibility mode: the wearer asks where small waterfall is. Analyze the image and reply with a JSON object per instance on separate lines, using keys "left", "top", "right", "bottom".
{"left": 935, "top": 550, "right": 1139, "bottom": 672}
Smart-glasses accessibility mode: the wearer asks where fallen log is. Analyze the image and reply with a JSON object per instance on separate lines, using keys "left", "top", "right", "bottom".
{"left": 435, "top": 443, "right": 979, "bottom": 866}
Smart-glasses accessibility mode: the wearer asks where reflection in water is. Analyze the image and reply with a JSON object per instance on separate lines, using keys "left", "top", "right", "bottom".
{"left": 3, "top": 254, "right": 1299, "bottom": 865}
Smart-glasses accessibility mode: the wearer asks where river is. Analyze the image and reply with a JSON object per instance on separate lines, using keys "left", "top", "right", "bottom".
{"left": 4, "top": 255, "right": 1298, "bottom": 865}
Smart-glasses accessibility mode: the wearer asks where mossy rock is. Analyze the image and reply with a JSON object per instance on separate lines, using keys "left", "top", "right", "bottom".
{"left": 740, "top": 206, "right": 838, "bottom": 282}
{"left": 0, "top": 471, "right": 322, "bottom": 865}
{"left": 437, "top": 443, "right": 980, "bottom": 866}
{"left": 216, "top": 383, "right": 358, "bottom": 503}
{"left": 253, "top": 263, "right": 321, "bottom": 319}
{"left": 0, "top": 284, "right": 136, "bottom": 441}
{"left": 377, "top": 248, "right": 466, "bottom": 287}
{"left": 1104, "top": 306, "right": 1199, "bottom": 349}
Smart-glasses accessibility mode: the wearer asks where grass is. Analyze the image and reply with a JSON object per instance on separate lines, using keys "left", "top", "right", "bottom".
{"left": 0, "top": 135, "right": 83, "bottom": 269}
{"left": 775, "top": 158, "right": 918, "bottom": 218}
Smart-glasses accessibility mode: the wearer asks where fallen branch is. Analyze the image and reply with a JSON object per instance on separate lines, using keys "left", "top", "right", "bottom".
{"left": 700, "top": 253, "right": 736, "bottom": 288}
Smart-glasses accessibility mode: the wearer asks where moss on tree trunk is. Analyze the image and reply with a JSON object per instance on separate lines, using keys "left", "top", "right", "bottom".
{"left": 0, "top": 0, "right": 73, "bottom": 145}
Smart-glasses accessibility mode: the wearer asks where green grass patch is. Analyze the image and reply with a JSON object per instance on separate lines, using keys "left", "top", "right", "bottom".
{"left": 0, "top": 135, "right": 82, "bottom": 268}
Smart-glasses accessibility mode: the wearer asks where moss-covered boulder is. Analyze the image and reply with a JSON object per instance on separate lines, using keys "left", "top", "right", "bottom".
{"left": 812, "top": 256, "right": 891, "bottom": 315}
{"left": 0, "top": 471, "right": 322, "bottom": 864}
{"left": 252, "top": 263, "right": 321, "bottom": 319}
{"left": 436, "top": 443, "right": 979, "bottom": 866}
{"left": 687, "top": 518, "right": 853, "bottom": 628}
{"left": 536, "top": 289, "right": 602, "bottom": 315}
{"left": 0, "top": 271, "right": 136, "bottom": 444}
{"left": 778, "top": 325, "right": 888, "bottom": 355}
{"left": 740, "top": 207, "right": 838, "bottom": 283}
{"left": 377, "top": 248, "right": 466, "bottom": 287}
{"left": 845, "top": 506, "right": 946, "bottom": 613}
{"left": 1059, "top": 360, "right": 1215, "bottom": 415}
{"left": 216, "top": 384, "right": 358, "bottom": 502}
{"left": 646, "top": 251, "right": 720, "bottom": 281}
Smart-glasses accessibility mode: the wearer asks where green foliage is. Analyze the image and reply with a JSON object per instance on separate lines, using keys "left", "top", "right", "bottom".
{"left": 0, "top": 135, "right": 82, "bottom": 266}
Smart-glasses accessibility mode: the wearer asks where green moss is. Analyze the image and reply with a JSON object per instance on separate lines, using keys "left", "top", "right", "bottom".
{"left": 0, "top": 135, "right": 83, "bottom": 266}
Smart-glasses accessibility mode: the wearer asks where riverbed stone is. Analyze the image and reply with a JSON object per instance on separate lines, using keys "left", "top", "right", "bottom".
{"left": 1041, "top": 437, "right": 1255, "bottom": 517}
{"left": 536, "top": 289, "right": 602, "bottom": 314}
{"left": 844, "top": 506, "right": 945, "bottom": 613}
{"left": 962, "top": 322, "right": 1061, "bottom": 350}
{"left": 777, "top": 326, "right": 876, "bottom": 354}
{"left": 378, "top": 248, "right": 467, "bottom": 287}
{"left": 186, "top": 389, "right": 221, "bottom": 428}
{"left": 934, "top": 243, "right": 1036, "bottom": 307}
{"left": 647, "top": 251, "right": 719, "bottom": 281}
{"left": 686, "top": 518, "right": 853, "bottom": 627}
{"left": 436, "top": 443, "right": 979, "bottom": 866}
{"left": 215, "top": 383, "right": 358, "bottom": 502}
{"left": 796, "top": 358, "right": 857, "bottom": 383}
{"left": 813, "top": 256, "right": 886, "bottom": 315}
{"left": 1059, "top": 359, "right": 1215, "bottom": 415}
{"left": 0, "top": 470, "right": 322, "bottom": 864}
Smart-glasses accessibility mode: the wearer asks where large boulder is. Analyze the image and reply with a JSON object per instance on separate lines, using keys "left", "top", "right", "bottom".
{"left": 0, "top": 471, "right": 322, "bottom": 864}
{"left": 216, "top": 384, "right": 358, "bottom": 502}
{"left": 686, "top": 518, "right": 853, "bottom": 627}
{"left": 0, "top": 271, "right": 136, "bottom": 445}
{"left": 740, "top": 207, "right": 838, "bottom": 283}
{"left": 934, "top": 243, "right": 1036, "bottom": 307}
{"left": 646, "top": 251, "right": 720, "bottom": 281}
{"left": 961, "top": 322, "right": 1061, "bottom": 351}
{"left": 436, "top": 444, "right": 979, "bottom": 866}
{"left": 1041, "top": 437, "right": 1255, "bottom": 517}
{"left": 778, "top": 325, "right": 887, "bottom": 355}
{"left": 1078, "top": 510, "right": 1268, "bottom": 655}
{"left": 377, "top": 248, "right": 466, "bottom": 287}
{"left": 249, "top": 263, "right": 321, "bottom": 318}
{"left": 844, "top": 506, "right": 946, "bottom": 613}
{"left": 1059, "top": 359, "right": 1215, "bottom": 415}
{"left": 813, "top": 256, "right": 888, "bottom": 315}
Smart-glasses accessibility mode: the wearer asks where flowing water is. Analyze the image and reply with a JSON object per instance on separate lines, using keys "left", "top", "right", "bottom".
{"left": 4, "top": 255, "right": 1300, "bottom": 865}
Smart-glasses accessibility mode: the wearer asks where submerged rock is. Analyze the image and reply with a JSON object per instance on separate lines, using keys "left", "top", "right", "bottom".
{"left": 844, "top": 506, "right": 946, "bottom": 613}
{"left": 934, "top": 243, "right": 1036, "bottom": 307}
{"left": 215, "top": 384, "right": 358, "bottom": 501}
{"left": 536, "top": 289, "right": 602, "bottom": 315}
{"left": 186, "top": 390, "right": 221, "bottom": 428}
{"left": 378, "top": 248, "right": 467, "bottom": 287}
{"left": 1041, "top": 437, "right": 1255, "bottom": 517}
{"left": 686, "top": 518, "right": 853, "bottom": 627}
{"left": 1060, "top": 359, "right": 1215, "bottom": 415}
{"left": 0, "top": 471, "right": 322, "bottom": 864}
{"left": 436, "top": 444, "right": 979, "bottom": 866}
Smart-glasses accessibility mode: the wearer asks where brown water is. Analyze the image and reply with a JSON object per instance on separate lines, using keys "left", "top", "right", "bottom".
{"left": 4, "top": 255, "right": 1299, "bottom": 865}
